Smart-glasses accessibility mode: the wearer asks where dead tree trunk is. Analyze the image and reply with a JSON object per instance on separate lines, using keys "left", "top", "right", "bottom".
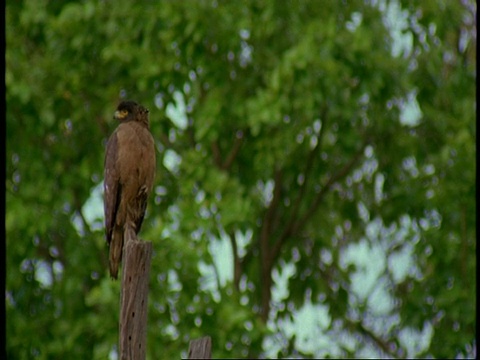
{"left": 188, "top": 336, "right": 212, "bottom": 359}
{"left": 119, "top": 230, "right": 153, "bottom": 360}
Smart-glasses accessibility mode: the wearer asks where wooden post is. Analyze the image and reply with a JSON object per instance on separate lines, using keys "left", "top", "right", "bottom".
{"left": 119, "top": 236, "right": 153, "bottom": 360}
{"left": 188, "top": 336, "right": 212, "bottom": 359}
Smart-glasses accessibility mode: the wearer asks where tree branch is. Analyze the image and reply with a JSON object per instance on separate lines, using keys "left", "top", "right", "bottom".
{"left": 294, "top": 140, "right": 368, "bottom": 234}
{"left": 211, "top": 141, "right": 222, "bottom": 167}
{"left": 259, "top": 168, "right": 283, "bottom": 321}
{"left": 346, "top": 318, "right": 399, "bottom": 358}
{"left": 271, "top": 107, "right": 329, "bottom": 261}
{"left": 211, "top": 130, "right": 246, "bottom": 171}
{"left": 260, "top": 168, "right": 283, "bottom": 261}
{"left": 221, "top": 131, "right": 245, "bottom": 170}
{"left": 228, "top": 230, "right": 242, "bottom": 291}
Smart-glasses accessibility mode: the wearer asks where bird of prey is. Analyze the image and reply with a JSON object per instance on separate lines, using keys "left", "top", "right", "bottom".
{"left": 104, "top": 100, "right": 156, "bottom": 279}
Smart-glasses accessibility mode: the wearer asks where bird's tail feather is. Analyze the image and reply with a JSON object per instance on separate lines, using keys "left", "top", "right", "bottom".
{"left": 109, "top": 228, "right": 124, "bottom": 280}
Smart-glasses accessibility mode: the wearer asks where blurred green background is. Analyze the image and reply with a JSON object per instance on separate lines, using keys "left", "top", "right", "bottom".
{"left": 6, "top": 0, "right": 475, "bottom": 358}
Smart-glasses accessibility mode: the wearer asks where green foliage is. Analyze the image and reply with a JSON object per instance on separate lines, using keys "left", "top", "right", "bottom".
{"left": 6, "top": 0, "right": 475, "bottom": 358}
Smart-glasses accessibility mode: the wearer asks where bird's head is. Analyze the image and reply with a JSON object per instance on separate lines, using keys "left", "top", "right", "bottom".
{"left": 137, "top": 105, "right": 150, "bottom": 128}
{"left": 114, "top": 100, "right": 139, "bottom": 122}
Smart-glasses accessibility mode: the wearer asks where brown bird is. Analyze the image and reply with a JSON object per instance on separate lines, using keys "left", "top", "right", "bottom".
{"left": 104, "top": 100, "right": 156, "bottom": 279}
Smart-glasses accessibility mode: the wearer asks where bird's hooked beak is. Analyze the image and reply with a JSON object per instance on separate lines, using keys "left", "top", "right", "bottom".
{"left": 114, "top": 109, "right": 128, "bottom": 120}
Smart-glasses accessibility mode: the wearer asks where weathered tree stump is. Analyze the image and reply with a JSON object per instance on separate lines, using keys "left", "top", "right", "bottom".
{"left": 188, "top": 336, "right": 212, "bottom": 359}
{"left": 119, "top": 236, "right": 153, "bottom": 360}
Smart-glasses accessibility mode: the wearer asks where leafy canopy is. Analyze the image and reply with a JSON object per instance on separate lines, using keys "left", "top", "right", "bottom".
{"left": 6, "top": 0, "right": 475, "bottom": 358}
